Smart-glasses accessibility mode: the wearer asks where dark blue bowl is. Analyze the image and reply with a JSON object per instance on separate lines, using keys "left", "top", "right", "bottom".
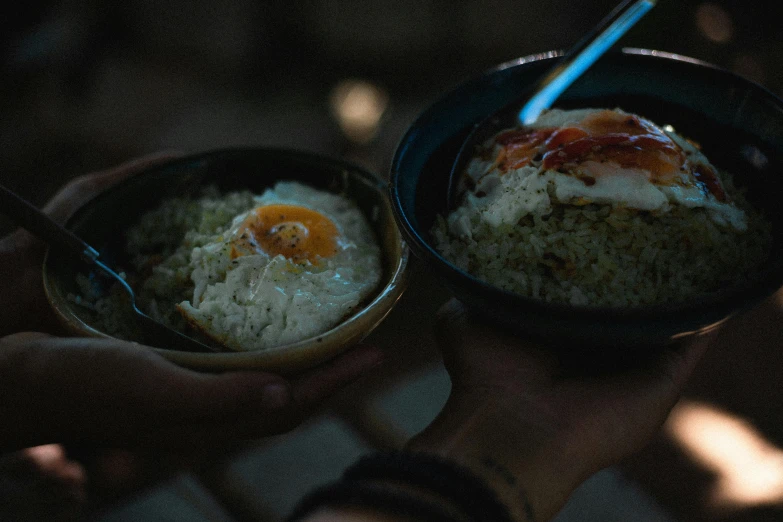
{"left": 390, "top": 48, "right": 783, "bottom": 354}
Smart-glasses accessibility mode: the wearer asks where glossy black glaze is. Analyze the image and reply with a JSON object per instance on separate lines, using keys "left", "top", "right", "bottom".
{"left": 391, "top": 48, "right": 783, "bottom": 355}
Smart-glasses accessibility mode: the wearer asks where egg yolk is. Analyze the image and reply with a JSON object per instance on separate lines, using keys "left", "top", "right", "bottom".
{"left": 230, "top": 204, "right": 339, "bottom": 263}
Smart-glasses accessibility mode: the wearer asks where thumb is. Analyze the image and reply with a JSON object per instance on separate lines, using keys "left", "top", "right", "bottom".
{"left": 43, "top": 152, "right": 182, "bottom": 224}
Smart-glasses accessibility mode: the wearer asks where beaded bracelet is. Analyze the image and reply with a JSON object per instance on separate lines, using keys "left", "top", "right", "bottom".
{"left": 287, "top": 478, "right": 467, "bottom": 522}
{"left": 286, "top": 451, "right": 514, "bottom": 522}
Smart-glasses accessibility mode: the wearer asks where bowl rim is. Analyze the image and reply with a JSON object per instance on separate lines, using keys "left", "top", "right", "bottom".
{"left": 390, "top": 47, "right": 783, "bottom": 325}
{"left": 43, "top": 146, "right": 410, "bottom": 374}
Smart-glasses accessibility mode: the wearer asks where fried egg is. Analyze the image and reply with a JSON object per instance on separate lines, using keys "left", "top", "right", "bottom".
{"left": 450, "top": 108, "right": 747, "bottom": 237}
{"left": 176, "top": 182, "right": 382, "bottom": 351}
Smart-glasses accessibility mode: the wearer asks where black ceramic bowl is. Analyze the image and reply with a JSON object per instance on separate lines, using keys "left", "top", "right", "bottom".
{"left": 391, "top": 48, "right": 783, "bottom": 354}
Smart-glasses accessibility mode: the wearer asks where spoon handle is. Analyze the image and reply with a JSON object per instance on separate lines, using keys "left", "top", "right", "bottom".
{"left": 1, "top": 183, "right": 220, "bottom": 354}
{"left": 0, "top": 183, "right": 100, "bottom": 263}
{"left": 518, "top": 0, "right": 656, "bottom": 125}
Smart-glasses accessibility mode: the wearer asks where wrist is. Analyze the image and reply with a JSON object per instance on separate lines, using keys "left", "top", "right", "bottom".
{"left": 406, "top": 390, "right": 588, "bottom": 522}
{"left": 289, "top": 451, "right": 515, "bottom": 522}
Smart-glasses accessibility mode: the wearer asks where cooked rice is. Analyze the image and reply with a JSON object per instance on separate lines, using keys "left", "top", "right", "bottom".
{"left": 72, "top": 187, "right": 258, "bottom": 340}
{"left": 70, "top": 185, "right": 382, "bottom": 346}
{"left": 432, "top": 173, "right": 772, "bottom": 307}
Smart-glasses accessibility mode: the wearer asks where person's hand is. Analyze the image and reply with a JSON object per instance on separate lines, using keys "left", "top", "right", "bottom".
{"left": 0, "top": 155, "right": 385, "bottom": 452}
{"left": 0, "top": 332, "right": 383, "bottom": 452}
{"left": 407, "top": 299, "right": 710, "bottom": 522}
{"left": 0, "top": 153, "right": 179, "bottom": 336}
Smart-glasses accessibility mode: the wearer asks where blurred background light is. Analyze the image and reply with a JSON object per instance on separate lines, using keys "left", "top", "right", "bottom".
{"left": 666, "top": 400, "right": 783, "bottom": 510}
{"left": 695, "top": 2, "right": 734, "bottom": 44}
{"left": 329, "top": 79, "right": 389, "bottom": 145}
{"left": 740, "top": 144, "right": 769, "bottom": 170}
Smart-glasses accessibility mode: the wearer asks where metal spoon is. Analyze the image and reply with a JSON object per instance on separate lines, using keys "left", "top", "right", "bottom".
{"left": 447, "top": 0, "right": 656, "bottom": 210}
{"left": 0, "top": 183, "right": 219, "bottom": 353}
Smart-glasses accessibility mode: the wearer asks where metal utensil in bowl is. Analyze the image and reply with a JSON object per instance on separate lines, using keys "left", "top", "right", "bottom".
{"left": 390, "top": 48, "right": 783, "bottom": 357}
{"left": 0, "top": 183, "right": 219, "bottom": 353}
{"left": 446, "top": 0, "right": 656, "bottom": 210}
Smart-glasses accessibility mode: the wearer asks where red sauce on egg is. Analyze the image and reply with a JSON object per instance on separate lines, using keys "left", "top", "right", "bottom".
{"left": 693, "top": 163, "right": 727, "bottom": 202}
{"left": 492, "top": 109, "right": 727, "bottom": 201}
{"left": 494, "top": 128, "right": 554, "bottom": 171}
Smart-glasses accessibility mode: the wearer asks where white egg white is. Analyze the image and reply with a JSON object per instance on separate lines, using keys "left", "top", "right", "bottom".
{"left": 176, "top": 182, "right": 382, "bottom": 351}
{"left": 450, "top": 108, "right": 747, "bottom": 238}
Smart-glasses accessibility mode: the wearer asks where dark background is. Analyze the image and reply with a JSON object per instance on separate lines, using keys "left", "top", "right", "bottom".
{"left": 1, "top": 0, "right": 779, "bottom": 216}
{"left": 2, "top": 2, "right": 782, "bottom": 520}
